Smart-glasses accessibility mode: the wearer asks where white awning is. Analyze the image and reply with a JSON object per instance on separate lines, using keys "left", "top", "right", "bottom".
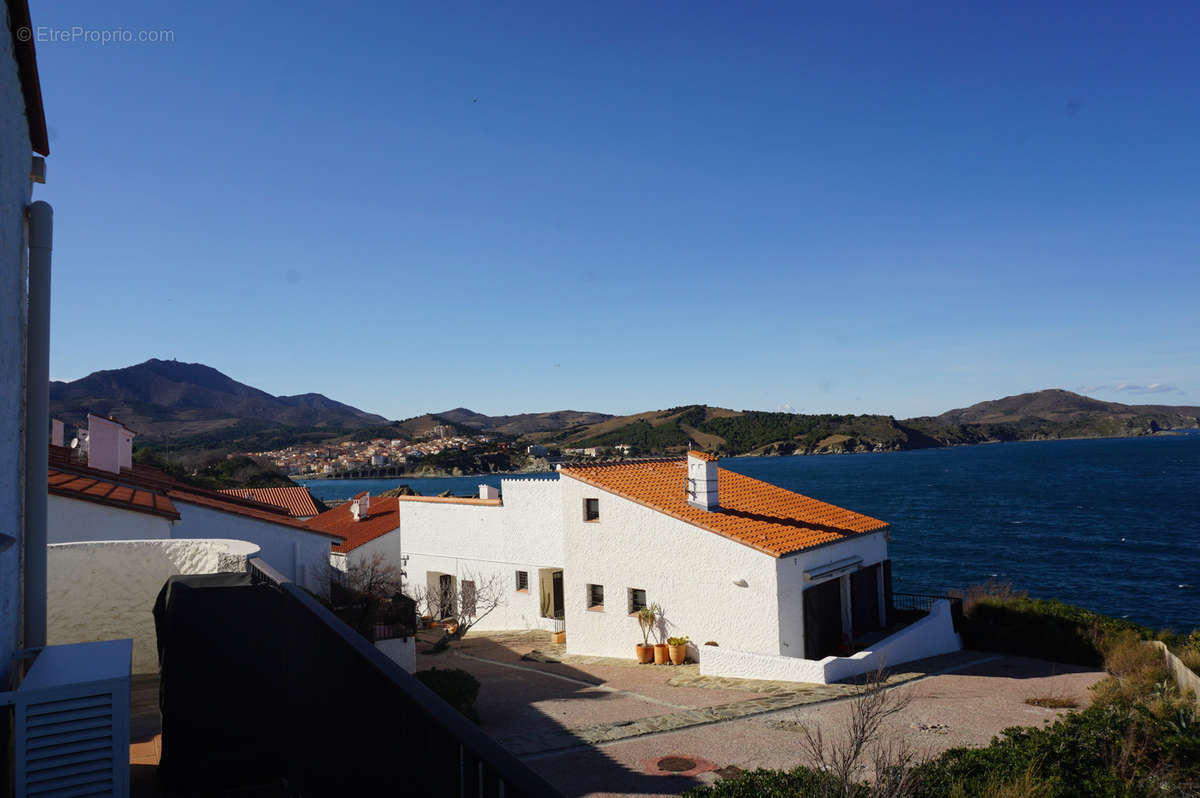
{"left": 804, "top": 555, "right": 863, "bottom": 583}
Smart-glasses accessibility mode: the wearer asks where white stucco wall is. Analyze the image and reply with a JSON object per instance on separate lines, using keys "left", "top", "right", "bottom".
{"left": 168, "top": 500, "right": 332, "bottom": 593}
{"left": 48, "top": 494, "right": 174, "bottom": 543}
{"left": 349, "top": 479, "right": 564, "bottom": 632}
{"left": 0, "top": 17, "right": 33, "bottom": 683}
{"left": 699, "top": 599, "right": 961, "bottom": 685}
{"left": 47, "top": 538, "right": 260, "bottom": 673}
{"left": 560, "top": 474, "right": 783, "bottom": 660}
{"left": 376, "top": 636, "right": 415, "bottom": 673}
{"left": 775, "top": 532, "right": 890, "bottom": 656}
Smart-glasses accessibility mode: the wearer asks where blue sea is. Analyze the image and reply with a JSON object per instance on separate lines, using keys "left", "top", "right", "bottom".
{"left": 301, "top": 433, "right": 1200, "bottom": 631}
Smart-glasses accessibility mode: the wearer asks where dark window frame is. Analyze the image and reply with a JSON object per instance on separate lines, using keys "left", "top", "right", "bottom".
{"left": 627, "top": 588, "right": 647, "bottom": 615}
{"left": 515, "top": 570, "right": 529, "bottom": 592}
{"left": 584, "top": 498, "right": 600, "bottom": 522}
{"left": 587, "top": 583, "right": 604, "bottom": 611}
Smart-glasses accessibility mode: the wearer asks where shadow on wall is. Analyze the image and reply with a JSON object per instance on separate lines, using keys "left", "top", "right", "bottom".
{"left": 47, "top": 538, "right": 260, "bottom": 673}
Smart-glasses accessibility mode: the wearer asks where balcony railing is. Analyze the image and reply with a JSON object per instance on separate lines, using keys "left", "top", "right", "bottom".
{"left": 891, "top": 592, "right": 964, "bottom": 630}
{"left": 155, "top": 557, "right": 560, "bottom": 796}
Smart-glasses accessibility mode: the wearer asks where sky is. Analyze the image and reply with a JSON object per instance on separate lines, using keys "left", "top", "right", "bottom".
{"left": 30, "top": 0, "right": 1200, "bottom": 420}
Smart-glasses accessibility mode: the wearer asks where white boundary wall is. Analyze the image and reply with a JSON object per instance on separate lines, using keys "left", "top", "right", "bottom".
{"left": 47, "top": 538, "right": 260, "bottom": 673}
{"left": 376, "top": 637, "right": 416, "bottom": 672}
{"left": 700, "top": 599, "right": 962, "bottom": 684}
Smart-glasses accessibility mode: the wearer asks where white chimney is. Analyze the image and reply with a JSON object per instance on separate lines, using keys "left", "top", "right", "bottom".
{"left": 350, "top": 494, "right": 370, "bottom": 521}
{"left": 86, "top": 414, "right": 135, "bottom": 474}
{"left": 478, "top": 484, "right": 499, "bottom": 500}
{"left": 686, "top": 450, "right": 720, "bottom": 511}
{"left": 50, "top": 419, "right": 64, "bottom": 447}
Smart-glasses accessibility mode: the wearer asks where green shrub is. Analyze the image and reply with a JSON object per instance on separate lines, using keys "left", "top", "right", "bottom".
{"left": 414, "top": 667, "right": 481, "bottom": 720}
{"left": 681, "top": 766, "right": 853, "bottom": 797}
{"left": 959, "top": 596, "right": 1148, "bottom": 666}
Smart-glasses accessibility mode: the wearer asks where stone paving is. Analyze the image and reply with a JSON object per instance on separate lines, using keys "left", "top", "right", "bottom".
{"left": 434, "top": 630, "right": 997, "bottom": 758}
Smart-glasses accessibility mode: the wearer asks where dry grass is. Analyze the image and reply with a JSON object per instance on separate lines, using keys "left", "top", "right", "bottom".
{"left": 954, "top": 580, "right": 1026, "bottom": 618}
{"left": 950, "top": 762, "right": 1053, "bottom": 798}
{"left": 1092, "top": 630, "right": 1169, "bottom": 707}
{"left": 1177, "top": 645, "right": 1200, "bottom": 677}
{"left": 1024, "top": 695, "right": 1080, "bottom": 709}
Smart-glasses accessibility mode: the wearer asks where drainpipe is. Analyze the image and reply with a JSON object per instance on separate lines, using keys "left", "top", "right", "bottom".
{"left": 23, "top": 201, "right": 52, "bottom": 649}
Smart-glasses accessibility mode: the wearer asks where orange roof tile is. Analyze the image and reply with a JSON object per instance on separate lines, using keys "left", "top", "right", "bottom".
{"left": 47, "top": 445, "right": 343, "bottom": 540}
{"left": 307, "top": 497, "right": 402, "bottom": 553}
{"left": 687, "top": 449, "right": 719, "bottom": 462}
{"left": 559, "top": 459, "right": 888, "bottom": 558}
{"left": 48, "top": 468, "right": 180, "bottom": 520}
{"left": 218, "top": 486, "right": 320, "bottom": 518}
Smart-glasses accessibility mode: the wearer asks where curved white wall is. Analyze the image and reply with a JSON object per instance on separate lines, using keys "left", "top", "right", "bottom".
{"left": 48, "top": 494, "right": 173, "bottom": 543}
{"left": 47, "top": 538, "right": 260, "bottom": 673}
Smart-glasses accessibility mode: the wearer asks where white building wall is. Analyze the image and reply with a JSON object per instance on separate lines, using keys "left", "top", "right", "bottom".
{"left": 48, "top": 494, "right": 174, "bottom": 543}
{"left": 47, "top": 538, "right": 260, "bottom": 673}
{"left": 560, "top": 474, "right": 782, "bottom": 660}
{"left": 775, "top": 532, "right": 890, "bottom": 655}
{"left": 169, "top": 501, "right": 332, "bottom": 593}
{"left": 0, "top": 18, "right": 33, "bottom": 683}
{"left": 349, "top": 480, "right": 564, "bottom": 632}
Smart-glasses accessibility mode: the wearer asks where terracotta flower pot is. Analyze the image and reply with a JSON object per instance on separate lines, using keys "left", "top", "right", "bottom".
{"left": 635, "top": 644, "right": 654, "bottom": 664}
{"left": 668, "top": 643, "right": 687, "bottom": 665}
{"left": 552, "top": 630, "right": 566, "bottom": 644}
{"left": 653, "top": 643, "right": 669, "bottom": 665}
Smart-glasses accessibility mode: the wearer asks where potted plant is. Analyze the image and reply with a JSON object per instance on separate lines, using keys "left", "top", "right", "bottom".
{"left": 635, "top": 603, "right": 659, "bottom": 663}
{"left": 667, "top": 636, "right": 689, "bottom": 665}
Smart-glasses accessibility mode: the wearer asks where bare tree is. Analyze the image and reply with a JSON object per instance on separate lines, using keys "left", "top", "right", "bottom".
{"left": 411, "top": 569, "right": 506, "bottom": 653}
{"left": 798, "top": 665, "right": 921, "bottom": 798}
{"left": 344, "top": 551, "right": 405, "bottom": 600}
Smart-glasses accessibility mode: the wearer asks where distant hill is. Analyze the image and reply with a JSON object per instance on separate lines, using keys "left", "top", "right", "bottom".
{"left": 49, "top": 359, "right": 387, "bottom": 447}
{"left": 532, "top": 391, "right": 1200, "bottom": 458}
{"left": 435, "top": 407, "right": 613, "bottom": 437}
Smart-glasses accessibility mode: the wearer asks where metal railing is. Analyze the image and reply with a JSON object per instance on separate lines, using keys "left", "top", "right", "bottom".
{"left": 231, "top": 558, "right": 561, "bottom": 796}
{"left": 891, "top": 592, "right": 964, "bottom": 630}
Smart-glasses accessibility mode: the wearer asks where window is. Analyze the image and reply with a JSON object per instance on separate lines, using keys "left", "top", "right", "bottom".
{"left": 462, "top": 580, "right": 477, "bottom": 617}
{"left": 584, "top": 498, "right": 600, "bottom": 522}
{"left": 628, "top": 588, "right": 647, "bottom": 615}
{"left": 515, "top": 570, "right": 529, "bottom": 592}
{"left": 587, "top": 583, "right": 604, "bottom": 610}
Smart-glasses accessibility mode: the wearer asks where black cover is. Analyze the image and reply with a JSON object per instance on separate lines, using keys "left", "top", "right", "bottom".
{"left": 153, "top": 573, "right": 290, "bottom": 789}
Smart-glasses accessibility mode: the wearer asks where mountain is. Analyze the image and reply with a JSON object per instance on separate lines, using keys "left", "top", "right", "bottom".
{"left": 530, "top": 391, "right": 1200, "bottom": 457}
{"left": 434, "top": 408, "right": 614, "bottom": 437}
{"left": 49, "top": 359, "right": 387, "bottom": 446}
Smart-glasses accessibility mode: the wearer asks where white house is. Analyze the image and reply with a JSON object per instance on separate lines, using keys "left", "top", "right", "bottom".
{"left": 309, "top": 451, "right": 961, "bottom": 683}
{"left": 308, "top": 478, "right": 565, "bottom": 632}
{"left": 47, "top": 414, "right": 343, "bottom": 593}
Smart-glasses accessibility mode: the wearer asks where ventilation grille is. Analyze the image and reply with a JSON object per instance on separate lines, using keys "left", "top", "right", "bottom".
{"left": 20, "top": 692, "right": 116, "bottom": 797}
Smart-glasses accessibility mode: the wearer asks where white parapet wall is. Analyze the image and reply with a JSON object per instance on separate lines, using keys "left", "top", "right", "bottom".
{"left": 376, "top": 637, "right": 416, "bottom": 673}
{"left": 700, "top": 599, "right": 962, "bottom": 685}
{"left": 47, "top": 538, "right": 261, "bottom": 673}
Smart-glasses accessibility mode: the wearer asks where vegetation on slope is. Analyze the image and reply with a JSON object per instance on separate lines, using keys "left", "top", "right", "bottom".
{"left": 132, "top": 447, "right": 296, "bottom": 489}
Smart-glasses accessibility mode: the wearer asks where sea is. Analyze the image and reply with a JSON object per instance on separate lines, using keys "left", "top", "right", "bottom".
{"left": 300, "top": 432, "right": 1200, "bottom": 632}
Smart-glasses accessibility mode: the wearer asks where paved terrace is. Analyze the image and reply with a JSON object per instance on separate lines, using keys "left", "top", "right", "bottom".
{"left": 418, "top": 630, "right": 1106, "bottom": 798}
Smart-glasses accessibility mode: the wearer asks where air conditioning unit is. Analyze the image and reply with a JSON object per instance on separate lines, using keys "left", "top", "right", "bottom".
{"left": 1, "top": 639, "right": 132, "bottom": 797}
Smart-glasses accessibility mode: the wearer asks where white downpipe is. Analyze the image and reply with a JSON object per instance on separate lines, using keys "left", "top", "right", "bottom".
{"left": 23, "top": 201, "right": 51, "bottom": 649}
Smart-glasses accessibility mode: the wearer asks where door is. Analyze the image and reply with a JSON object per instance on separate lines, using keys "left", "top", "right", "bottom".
{"left": 850, "top": 564, "right": 881, "bottom": 638}
{"left": 551, "top": 571, "right": 565, "bottom": 620}
{"left": 438, "top": 574, "right": 455, "bottom": 617}
{"left": 803, "top": 578, "right": 843, "bottom": 659}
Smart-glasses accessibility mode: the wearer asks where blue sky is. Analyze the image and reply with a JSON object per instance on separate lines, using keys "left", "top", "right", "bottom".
{"left": 32, "top": 0, "right": 1199, "bottom": 419}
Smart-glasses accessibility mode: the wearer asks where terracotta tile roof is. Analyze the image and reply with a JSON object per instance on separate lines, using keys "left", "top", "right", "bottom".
{"left": 307, "top": 492, "right": 503, "bottom": 553}
{"left": 559, "top": 459, "right": 888, "bottom": 558}
{"left": 48, "top": 468, "right": 180, "bottom": 520}
{"left": 218, "top": 486, "right": 321, "bottom": 518}
{"left": 307, "top": 496, "right": 402, "bottom": 554}
{"left": 688, "top": 449, "right": 719, "bottom": 462}
{"left": 46, "top": 445, "right": 344, "bottom": 540}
